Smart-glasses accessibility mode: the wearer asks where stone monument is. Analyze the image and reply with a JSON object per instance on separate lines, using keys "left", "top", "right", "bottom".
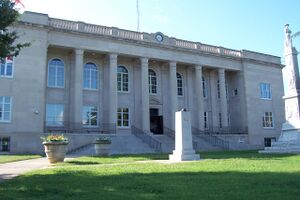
{"left": 260, "top": 24, "right": 300, "bottom": 153}
{"left": 169, "top": 109, "right": 200, "bottom": 161}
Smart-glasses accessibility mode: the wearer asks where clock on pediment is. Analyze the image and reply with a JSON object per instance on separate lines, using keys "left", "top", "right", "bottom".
{"left": 155, "top": 32, "right": 164, "bottom": 42}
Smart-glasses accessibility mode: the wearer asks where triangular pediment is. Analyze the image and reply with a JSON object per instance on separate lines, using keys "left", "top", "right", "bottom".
{"left": 150, "top": 97, "right": 162, "bottom": 105}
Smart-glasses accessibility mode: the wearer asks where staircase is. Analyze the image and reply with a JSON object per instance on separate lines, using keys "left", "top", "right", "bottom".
{"left": 69, "top": 133, "right": 156, "bottom": 156}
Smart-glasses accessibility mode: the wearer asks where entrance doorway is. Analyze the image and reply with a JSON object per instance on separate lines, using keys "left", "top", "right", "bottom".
{"left": 150, "top": 108, "right": 163, "bottom": 134}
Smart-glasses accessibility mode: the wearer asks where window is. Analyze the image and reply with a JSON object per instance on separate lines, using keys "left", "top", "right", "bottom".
{"left": 204, "top": 112, "right": 208, "bottom": 129}
{"left": 0, "top": 57, "right": 13, "bottom": 78}
{"left": 264, "top": 137, "right": 276, "bottom": 147}
{"left": 84, "top": 62, "right": 98, "bottom": 89}
{"left": 0, "top": 137, "right": 10, "bottom": 152}
{"left": 262, "top": 112, "right": 274, "bottom": 128}
{"left": 219, "top": 113, "right": 222, "bottom": 128}
{"left": 217, "top": 80, "right": 220, "bottom": 98}
{"left": 46, "top": 104, "right": 64, "bottom": 126}
{"left": 148, "top": 69, "right": 157, "bottom": 94}
{"left": 233, "top": 89, "right": 238, "bottom": 96}
{"left": 177, "top": 73, "right": 183, "bottom": 96}
{"left": 48, "top": 58, "right": 65, "bottom": 88}
{"left": 82, "top": 106, "right": 98, "bottom": 127}
{"left": 0, "top": 96, "right": 12, "bottom": 122}
{"left": 260, "top": 83, "right": 272, "bottom": 99}
{"left": 117, "top": 108, "right": 129, "bottom": 127}
{"left": 202, "top": 76, "right": 207, "bottom": 98}
{"left": 117, "top": 66, "right": 129, "bottom": 92}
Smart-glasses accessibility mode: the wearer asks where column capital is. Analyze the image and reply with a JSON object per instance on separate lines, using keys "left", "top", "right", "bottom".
{"left": 75, "top": 49, "right": 84, "bottom": 55}
{"left": 218, "top": 68, "right": 225, "bottom": 74}
{"left": 140, "top": 57, "right": 149, "bottom": 65}
{"left": 169, "top": 61, "right": 177, "bottom": 68}
{"left": 109, "top": 53, "right": 118, "bottom": 60}
{"left": 195, "top": 65, "right": 203, "bottom": 71}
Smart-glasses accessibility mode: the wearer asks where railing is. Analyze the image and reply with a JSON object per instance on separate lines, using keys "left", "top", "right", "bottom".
{"left": 47, "top": 18, "right": 242, "bottom": 58}
{"left": 204, "top": 126, "right": 248, "bottom": 135}
{"left": 44, "top": 122, "right": 116, "bottom": 134}
{"left": 163, "top": 126, "right": 198, "bottom": 150}
{"left": 164, "top": 127, "right": 175, "bottom": 139}
{"left": 192, "top": 127, "right": 230, "bottom": 150}
{"left": 131, "top": 126, "right": 162, "bottom": 152}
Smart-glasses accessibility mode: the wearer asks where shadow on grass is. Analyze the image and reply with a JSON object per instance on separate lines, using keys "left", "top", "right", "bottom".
{"left": 0, "top": 170, "right": 299, "bottom": 200}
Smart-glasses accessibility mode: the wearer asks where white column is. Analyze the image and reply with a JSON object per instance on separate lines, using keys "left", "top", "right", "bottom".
{"left": 195, "top": 65, "right": 204, "bottom": 130}
{"left": 108, "top": 53, "right": 118, "bottom": 125}
{"left": 140, "top": 57, "right": 150, "bottom": 132}
{"left": 218, "top": 68, "right": 228, "bottom": 127}
{"left": 72, "top": 49, "right": 84, "bottom": 126}
{"left": 169, "top": 61, "right": 178, "bottom": 130}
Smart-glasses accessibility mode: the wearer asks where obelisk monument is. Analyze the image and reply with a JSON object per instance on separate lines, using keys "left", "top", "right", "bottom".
{"left": 169, "top": 109, "right": 200, "bottom": 161}
{"left": 260, "top": 24, "right": 300, "bottom": 153}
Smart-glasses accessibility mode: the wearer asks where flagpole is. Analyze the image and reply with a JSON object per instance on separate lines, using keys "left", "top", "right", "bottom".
{"left": 137, "top": 0, "right": 140, "bottom": 32}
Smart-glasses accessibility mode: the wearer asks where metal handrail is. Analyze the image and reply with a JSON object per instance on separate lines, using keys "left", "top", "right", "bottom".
{"left": 192, "top": 127, "right": 230, "bottom": 150}
{"left": 131, "top": 126, "right": 162, "bottom": 152}
{"left": 44, "top": 121, "right": 116, "bottom": 134}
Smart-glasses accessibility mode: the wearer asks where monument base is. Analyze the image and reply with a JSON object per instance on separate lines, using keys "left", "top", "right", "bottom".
{"left": 169, "top": 149, "right": 200, "bottom": 162}
{"left": 259, "top": 121, "right": 300, "bottom": 154}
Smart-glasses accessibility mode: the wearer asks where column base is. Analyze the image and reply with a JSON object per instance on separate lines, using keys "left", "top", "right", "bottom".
{"left": 169, "top": 149, "right": 200, "bottom": 162}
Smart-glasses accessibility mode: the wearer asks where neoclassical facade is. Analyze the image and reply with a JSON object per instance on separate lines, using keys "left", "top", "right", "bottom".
{"left": 0, "top": 12, "right": 285, "bottom": 153}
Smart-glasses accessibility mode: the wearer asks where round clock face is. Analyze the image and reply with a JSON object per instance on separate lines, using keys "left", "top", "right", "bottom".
{"left": 155, "top": 33, "right": 163, "bottom": 42}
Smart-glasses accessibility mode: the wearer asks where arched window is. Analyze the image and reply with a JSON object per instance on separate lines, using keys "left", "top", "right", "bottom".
{"left": 48, "top": 58, "right": 64, "bottom": 88}
{"left": 148, "top": 69, "right": 157, "bottom": 94}
{"left": 117, "top": 66, "right": 128, "bottom": 92}
{"left": 177, "top": 73, "right": 183, "bottom": 96}
{"left": 84, "top": 62, "right": 98, "bottom": 89}
{"left": 202, "top": 76, "right": 207, "bottom": 98}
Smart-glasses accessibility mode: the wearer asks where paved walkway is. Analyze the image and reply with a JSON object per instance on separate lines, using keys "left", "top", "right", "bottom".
{"left": 0, "top": 157, "right": 74, "bottom": 182}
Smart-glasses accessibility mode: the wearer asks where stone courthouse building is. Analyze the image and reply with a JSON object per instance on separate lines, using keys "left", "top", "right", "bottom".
{"left": 0, "top": 11, "right": 285, "bottom": 154}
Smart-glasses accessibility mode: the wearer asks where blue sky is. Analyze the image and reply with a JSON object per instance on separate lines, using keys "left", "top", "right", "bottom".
{"left": 21, "top": 0, "right": 300, "bottom": 59}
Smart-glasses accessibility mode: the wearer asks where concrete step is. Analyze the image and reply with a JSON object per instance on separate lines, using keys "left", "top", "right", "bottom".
{"left": 153, "top": 135, "right": 174, "bottom": 153}
{"left": 69, "top": 133, "right": 156, "bottom": 156}
{"left": 192, "top": 136, "right": 223, "bottom": 151}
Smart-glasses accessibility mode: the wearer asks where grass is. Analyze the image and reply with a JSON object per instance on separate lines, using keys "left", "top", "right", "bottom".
{"left": 0, "top": 154, "right": 41, "bottom": 164}
{"left": 0, "top": 151, "right": 300, "bottom": 200}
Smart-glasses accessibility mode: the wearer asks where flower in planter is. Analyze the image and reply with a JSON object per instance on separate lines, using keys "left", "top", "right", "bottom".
{"left": 41, "top": 134, "right": 68, "bottom": 143}
{"left": 95, "top": 136, "right": 112, "bottom": 144}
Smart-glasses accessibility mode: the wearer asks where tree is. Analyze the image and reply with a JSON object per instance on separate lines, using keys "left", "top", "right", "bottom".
{"left": 0, "top": 0, "right": 29, "bottom": 59}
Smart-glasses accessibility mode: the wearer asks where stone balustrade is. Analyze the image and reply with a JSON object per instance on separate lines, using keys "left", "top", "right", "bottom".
{"left": 48, "top": 17, "right": 243, "bottom": 58}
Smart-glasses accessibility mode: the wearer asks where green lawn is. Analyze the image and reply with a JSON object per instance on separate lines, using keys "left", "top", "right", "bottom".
{"left": 1, "top": 151, "right": 300, "bottom": 200}
{"left": 0, "top": 155, "right": 41, "bottom": 164}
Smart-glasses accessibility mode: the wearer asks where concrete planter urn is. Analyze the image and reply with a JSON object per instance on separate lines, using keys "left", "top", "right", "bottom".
{"left": 94, "top": 137, "right": 112, "bottom": 156}
{"left": 41, "top": 135, "right": 69, "bottom": 164}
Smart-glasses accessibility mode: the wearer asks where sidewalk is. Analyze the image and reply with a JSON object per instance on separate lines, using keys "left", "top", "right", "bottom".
{"left": 0, "top": 157, "right": 74, "bottom": 182}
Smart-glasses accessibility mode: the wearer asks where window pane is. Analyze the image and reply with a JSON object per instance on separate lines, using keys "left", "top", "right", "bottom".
{"left": 48, "top": 66, "right": 56, "bottom": 86}
{"left": 3, "top": 112, "right": 10, "bottom": 121}
{"left": 6, "top": 63, "right": 12, "bottom": 76}
{"left": 0, "top": 65, "right": 4, "bottom": 76}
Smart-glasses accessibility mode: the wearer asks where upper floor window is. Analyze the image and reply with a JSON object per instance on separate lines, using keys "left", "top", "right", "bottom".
{"left": 0, "top": 57, "right": 13, "bottom": 78}
{"left": 46, "top": 104, "right": 64, "bottom": 126}
{"left": 117, "top": 66, "right": 128, "bottom": 92}
{"left": 177, "top": 73, "right": 183, "bottom": 96}
{"left": 202, "top": 76, "right": 207, "bottom": 98}
{"left": 48, "top": 58, "right": 65, "bottom": 88}
{"left": 262, "top": 112, "right": 273, "bottom": 128}
{"left": 82, "top": 106, "right": 98, "bottom": 127}
{"left": 84, "top": 62, "right": 98, "bottom": 90}
{"left": 0, "top": 96, "right": 12, "bottom": 122}
{"left": 148, "top": 69, "right": 157, "bottom": 94}
{"left": 260, "top": 83, "right": 271, "bottom": 99}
